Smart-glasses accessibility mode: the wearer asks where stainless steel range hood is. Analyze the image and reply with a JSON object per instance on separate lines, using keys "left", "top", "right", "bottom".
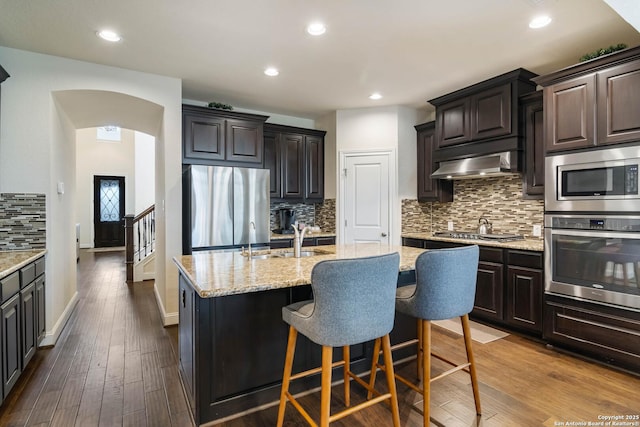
{"left": 431, "top": 151, "right": 517, "bottom": 180}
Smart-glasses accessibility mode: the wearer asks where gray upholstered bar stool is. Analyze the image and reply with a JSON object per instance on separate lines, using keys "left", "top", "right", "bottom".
{"left": 277, "top": 253, "right": 401, "bottom": 427}
{"left": 369, "top": 245, "right": 481, "bottom": 426}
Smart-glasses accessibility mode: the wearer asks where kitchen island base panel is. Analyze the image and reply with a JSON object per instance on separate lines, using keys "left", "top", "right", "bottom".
{"left": 178, "top": 273, "right": 418, "bottom": 425}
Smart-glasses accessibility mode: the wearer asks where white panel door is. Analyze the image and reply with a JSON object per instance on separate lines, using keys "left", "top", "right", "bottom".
{"left": 343, "top": 153, "right": 390, "bottom": 244}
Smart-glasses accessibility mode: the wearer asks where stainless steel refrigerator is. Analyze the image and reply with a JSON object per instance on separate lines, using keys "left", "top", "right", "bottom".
{"left": 186, "top": 165, "right": 270, "bottom": 251}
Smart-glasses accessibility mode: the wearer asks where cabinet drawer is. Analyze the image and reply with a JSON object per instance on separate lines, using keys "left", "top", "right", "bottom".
{"left": 507, "top": 250, "right": 543, "bottom": 269}
{"left": 480, "top": 247, "right": 504, "bottom": 263}
{"left": 35, "top": 257, "right": 45, "bottom": 277}
{"left": 1, "top": 271, "right": 20, "bottom": 303}
{"left": 20, "top": 263, "right": 36, "bottom": 287}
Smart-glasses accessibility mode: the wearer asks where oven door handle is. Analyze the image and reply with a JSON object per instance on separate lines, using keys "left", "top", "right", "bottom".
{"left": 548, "top": 229, "right": 640, "bottom": 240}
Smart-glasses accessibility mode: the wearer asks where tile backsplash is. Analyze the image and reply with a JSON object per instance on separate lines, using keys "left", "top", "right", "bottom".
{"left": 403, "top": 175, "right": 544, "bottom": 238}
{"left": 270, "top": 199, "right": 336, "bottom": 233}
{"left": 0, "top": 193, "right": 47, "bottom": 250}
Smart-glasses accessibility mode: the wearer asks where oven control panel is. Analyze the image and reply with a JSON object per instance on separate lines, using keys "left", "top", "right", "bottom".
{"left": 548, "top": 215, "right": 640, "bottom": 232}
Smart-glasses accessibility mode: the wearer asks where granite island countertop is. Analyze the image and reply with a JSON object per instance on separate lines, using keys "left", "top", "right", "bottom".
{"left": 0, "top": 249, "right": 47, "bottom": 279}
{"left": 174, "top": 244, "right": 426, "bottom": 298}
{"left": 402, "top": 232, "right": 544, "bottom": 252}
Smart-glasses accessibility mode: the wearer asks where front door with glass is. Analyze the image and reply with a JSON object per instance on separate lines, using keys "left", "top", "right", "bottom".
{"left": 93, "top": 175, "right": 125, "bottom": 248}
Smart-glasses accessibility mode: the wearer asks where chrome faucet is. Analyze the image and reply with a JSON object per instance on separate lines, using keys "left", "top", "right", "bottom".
{"left": 292, "top": 224, "right": 308, "bottom": 258}
{"left": 248, "top": 221, "right": 256, "bottom": 259}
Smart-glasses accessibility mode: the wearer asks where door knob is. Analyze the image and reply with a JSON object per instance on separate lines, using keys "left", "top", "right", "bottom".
{"left": 381, "top": 232, "right": 387, "bottom": 237}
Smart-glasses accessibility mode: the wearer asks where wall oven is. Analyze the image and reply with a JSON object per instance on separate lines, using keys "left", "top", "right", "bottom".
{"left": 544, "top": 214, "right": 640, "bottom": 310}
{"left": 545, "top": 145, "right": 640, "bottom": 213}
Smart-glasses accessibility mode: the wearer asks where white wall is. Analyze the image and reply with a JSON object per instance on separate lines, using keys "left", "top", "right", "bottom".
{"left": 75, "top": 128, "right": 135, "bottom": 248}
{"left": 0, "top": 46, "right": 182, "bottom": 339}
{"left": 134, "top": 131, "right": 156, "bottom": 213}
{"left": 334, "top": 105, "right": 421, "bottom": 245}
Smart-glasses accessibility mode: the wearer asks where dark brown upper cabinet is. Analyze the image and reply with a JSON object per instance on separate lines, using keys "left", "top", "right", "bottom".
{"left": 263, "top": 124, "right": 326, "bottom": 202}
{"left": 542, "top": 74, "right": 596, "bottom": 152}
{"left": 429, "top": 68, "right": 538, "bottom": 162}
{"left": 519, "top": 91, "right": 544, "bottom": 199}
{"left": 597, "top": 60, "right": 640, "bottom": 145}
{"left": 415, "top": 121, "right": 453, "bottom": 202}
{"left": 182, "top": 105, "right": 267, "bottom": 166}
{"left": 534, "top": 45, "right": 640, "bottom": 153}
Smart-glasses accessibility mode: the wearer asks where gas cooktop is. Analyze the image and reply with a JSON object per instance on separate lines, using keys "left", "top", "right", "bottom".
{"left": 433, "top": 231, "right": 525, "bottom": 242}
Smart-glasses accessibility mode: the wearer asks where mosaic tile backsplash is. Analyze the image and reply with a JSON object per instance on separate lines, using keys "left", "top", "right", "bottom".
{"left": 402, "top": 175, "right": 544, "bottom": 238}
{"left": 0, "top": 193, "right": 47, "bottom": 250}
{"left": 270, "top": 199, "right": 336, "bottom": 234}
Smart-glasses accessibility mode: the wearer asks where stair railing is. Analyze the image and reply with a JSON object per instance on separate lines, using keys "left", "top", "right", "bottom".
{"left": 124, "top": 204, "right": 155, "bottom": 282}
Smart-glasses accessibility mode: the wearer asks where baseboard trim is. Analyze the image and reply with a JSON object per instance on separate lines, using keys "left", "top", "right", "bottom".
{"left": 153, "top": 283, "right": 178, "bottom": 326}
{"left": 39, "top": 291, "right": 79, "bottom": 347}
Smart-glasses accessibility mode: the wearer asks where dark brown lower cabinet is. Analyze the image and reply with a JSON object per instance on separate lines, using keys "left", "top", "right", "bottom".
{"left": 0, "top": 256, "right": 46, "bottom": 405}
{"left": 270, "top": 235, "right": 336, "bottom": 249}
{"left": 20, "top": 282, "right": 37, "bottom": 369}
{"left": 1, "top": 293, "right": 21, "bottom": 398}
{"left": 544, "top": 294, "right": 640, "bottom": 373}
{"left": 403, "top": 238, "right": 544, "bottom": 335}
{"left": 178, "top": 267, "right": 415, "bottom": 425}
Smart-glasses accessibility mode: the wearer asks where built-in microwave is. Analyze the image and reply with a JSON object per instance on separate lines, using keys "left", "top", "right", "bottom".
{"left": 545, "top": 145, "right": 640, "bottom": 212}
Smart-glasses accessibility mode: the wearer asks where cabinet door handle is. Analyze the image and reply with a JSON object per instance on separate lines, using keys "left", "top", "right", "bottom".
{"left": 381, "top": 232, "right": 387, "bottom": 237}
{"left": 182, "top": 289, "right": 186, "bottom": 308}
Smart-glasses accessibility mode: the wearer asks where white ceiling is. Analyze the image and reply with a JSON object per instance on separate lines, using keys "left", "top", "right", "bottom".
{"left": 1, "top": 0, "right": 639, "bottom": 119}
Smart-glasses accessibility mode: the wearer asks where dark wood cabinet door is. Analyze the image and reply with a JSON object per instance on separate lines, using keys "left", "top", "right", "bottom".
{"left": 471, "top": 83, "right": 512, "bottom": 140}
{"left": 263, "top": 131, "right": 281, "bottom": 199}
{"left": 281, "top": 133, "right": 304, "bottom": 199}
{"left": 269, "top": 239, "right": 292, "bottom": 249}
{"left": 20, "top": 282, "right": 37, "bottom": 368}
{"left": 416, "top": 122, "right": 453, "bottom": 202}
{"left": 178, "top": 275, "right": 195, "bottom": 407}
{"left": 544, "top": 74, "right": 596, "bottom": 152}
{"left": 472, "top": 261, "right": 504, "bottom": 321}
{"left": 402, "top": 238, "right": 426, "bottom": 249}
{"left": 225, "top": 119, "right": 263, "bottom": 164}
{"left": 597, "top": 60, "right": 640, "bottom": 145}
{"left": 183, "top": 113, "right": 226, "bottom": 161}
{"left": 506, "top": 266, "right": 542, "bottom": 333}
{"left": 35, "top": 276, "right": 45, "bottom": 344}
{"left": 436, "top": 97, "right": 471, "bottom": 148}
{"left": 304, "top": 135, "right": 324, "bottom": 200}
{"left": 2, "top": 293, "right": 21, "bottom": 397}
{"left": 315, "top": 236, "right": 336, "bottom": 246}
{"left": 521, "top": 92, "right": 545, "bottom": 198}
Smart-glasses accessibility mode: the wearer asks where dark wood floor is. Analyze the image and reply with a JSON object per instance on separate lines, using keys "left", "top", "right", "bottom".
{"left": 1, "top": 250, "right": 638, "bottom": 427}
{"left": 0, "top": 249, "right": 192, "bottom": 426}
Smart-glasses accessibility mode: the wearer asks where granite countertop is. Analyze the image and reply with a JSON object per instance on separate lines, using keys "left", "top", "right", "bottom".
{"left": 270, "top": 231, "right": 336, "bottom": 240}
{"left": 0, "top": 250, "right": 47, "bottom": 279}
{"left": 174, "top": 244, "right": 425, "bottom": 298}
{"left": 402, "top": 232, "right": 544, "bottom": 252}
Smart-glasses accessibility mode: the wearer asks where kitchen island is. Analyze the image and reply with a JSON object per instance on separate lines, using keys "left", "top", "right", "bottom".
{"left": 173, "top": 244, "right": 425, "bottom": 425}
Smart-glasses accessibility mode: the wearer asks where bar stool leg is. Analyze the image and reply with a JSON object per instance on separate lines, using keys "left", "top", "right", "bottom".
{"left": 422, "top": 319, "right": 431, "bottom": 427}
{"left": 320, "top": 345, "right": 333, "bottom": 427}
{"left": 367, "top": 337, "right": 381, "bottom": 400}
{"left": 277, "top": 326, "right": 298, "bottom": 427}
{"left": 381, "top": 334, "right": 401, "bottom": 427}
{"left": 461, "top": 315, "right": 482, "bottom": 415}
{"left": 343, "top": 345, "right": 351, "bottom": 407}
{"left": 417, "top": 318, "right": 423, "bottom": 381}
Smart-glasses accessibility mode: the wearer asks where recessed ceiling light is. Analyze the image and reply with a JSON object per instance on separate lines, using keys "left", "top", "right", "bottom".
{"left": 264, "top": 67, "right": 279, "bottom": 77}
{"left": 307, "top": 22, "right": 326, "bottom": 36}
{"left": 97, "top": 30, "right": 122, "bottom": 42}
{"left": 529, "top": 15, "right": 552, "bottom": 29}
{"left": 369, "top": 93, "right": 382, "bottom": 100}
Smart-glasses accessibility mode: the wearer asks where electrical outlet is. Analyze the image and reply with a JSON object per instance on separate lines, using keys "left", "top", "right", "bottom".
{"left": 533, "top": 224, "right": 542, "bottom": 237}
{"left": 447, "top": 221, "right": 454, "bottom": 231}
